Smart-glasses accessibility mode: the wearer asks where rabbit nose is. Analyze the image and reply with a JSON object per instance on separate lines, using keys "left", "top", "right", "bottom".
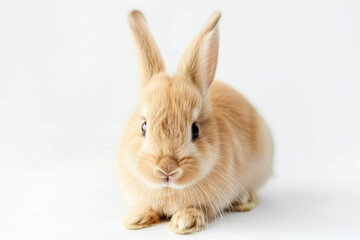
{"left": 153, "top": 167, "right": 182, "bottom": 182}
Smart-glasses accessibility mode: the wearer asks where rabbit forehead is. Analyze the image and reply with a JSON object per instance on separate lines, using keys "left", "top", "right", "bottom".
{"left": 141, "top": 77, "right": 202, "bottom": 121}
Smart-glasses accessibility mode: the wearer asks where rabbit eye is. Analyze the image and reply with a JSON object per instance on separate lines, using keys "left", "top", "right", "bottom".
{"left": 141, "top": 121, "right": 147, "bottom": 136}
{"left": 192, "top": 123, "right": 199, "bottom": 140}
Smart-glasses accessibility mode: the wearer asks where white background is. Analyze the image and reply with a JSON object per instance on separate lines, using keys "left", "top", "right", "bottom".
{"left": 1, "top": 0, "right": 360, "bottom": 239}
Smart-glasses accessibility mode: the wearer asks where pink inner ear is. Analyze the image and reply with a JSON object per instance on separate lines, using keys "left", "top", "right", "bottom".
{"left": 196, "top": 25, "right": 219, "bottom": 90}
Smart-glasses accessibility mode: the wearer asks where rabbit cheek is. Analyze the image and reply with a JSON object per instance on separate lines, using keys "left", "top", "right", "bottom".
{"left": 137, "top": 159, "right": 160, "bottom": 185}
{"left": 174, "top": 164, "right": 201, "bottom": 187}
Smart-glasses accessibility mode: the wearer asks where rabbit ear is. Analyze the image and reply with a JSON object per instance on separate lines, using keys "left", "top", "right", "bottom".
{"left": 128, "top": 10, "right": 165, "bottom": 87}
{"left": 176, "top": 12, "right": 221, "bottom": 94}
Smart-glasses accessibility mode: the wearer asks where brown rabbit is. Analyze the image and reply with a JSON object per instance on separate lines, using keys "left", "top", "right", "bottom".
{"left": 118, "top": 10, "right": 273, "bottom": 234}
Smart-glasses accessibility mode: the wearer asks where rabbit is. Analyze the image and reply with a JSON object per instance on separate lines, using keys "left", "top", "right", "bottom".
{"left": 118, "top": 10, "right": 273, "bottom": 234}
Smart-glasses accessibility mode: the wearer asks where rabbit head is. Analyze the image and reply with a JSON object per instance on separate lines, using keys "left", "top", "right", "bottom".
{"left": 126, "top": 10, "right": 221, "bottom": 189}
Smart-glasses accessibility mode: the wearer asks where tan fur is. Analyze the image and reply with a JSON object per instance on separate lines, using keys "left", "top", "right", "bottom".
{"left": 118, "top": 10, "right": 273, "bottom": 234}
{"left": 123, "top": 208, "right": 161, "bottom": 230}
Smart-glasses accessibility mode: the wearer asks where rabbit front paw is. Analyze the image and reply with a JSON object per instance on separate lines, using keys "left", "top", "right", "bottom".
{"left": 168, "top": 208, "right": 207, "bottom": 234}
{"left": 123, "top": 208, "right": 160, "bottom": 230}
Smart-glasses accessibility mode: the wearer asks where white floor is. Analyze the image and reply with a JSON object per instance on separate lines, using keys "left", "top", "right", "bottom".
{"left": 2, "top": 166, "right": 360, "bottom": 240}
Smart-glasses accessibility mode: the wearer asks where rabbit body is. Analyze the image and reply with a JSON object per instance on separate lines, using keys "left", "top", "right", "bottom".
{"left": 118, "top": 10, "right": 273, "bottom": 234}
